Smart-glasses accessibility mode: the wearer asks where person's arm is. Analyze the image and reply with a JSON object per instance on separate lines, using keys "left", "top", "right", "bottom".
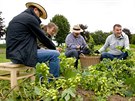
{"left": 65, "top": 34, "right": 79, "bottom": 49}
{"left": 124, "top": 35, "right": 130, "bottom": 50}
{"left": 28, "top": 22, "right": 56, "bottom": 50}
{"left": 80, "top": 36, "right": 88, "bottom": 49}
{"left": 99, "top": 36, "right": 110, "bottom": 53}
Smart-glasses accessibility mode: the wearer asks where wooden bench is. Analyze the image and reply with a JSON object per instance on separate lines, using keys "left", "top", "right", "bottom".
{"left": 0, "top": 62, "right": 35, "bottom": 90}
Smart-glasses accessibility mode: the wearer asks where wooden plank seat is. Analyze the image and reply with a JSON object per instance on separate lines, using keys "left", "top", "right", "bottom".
{"left": 0, "top": 62, "right": 35, "bottom": 90}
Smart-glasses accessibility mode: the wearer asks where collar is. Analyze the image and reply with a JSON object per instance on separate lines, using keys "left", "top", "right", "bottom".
{"left": 72, "top": 32, "right": 81, "bottom": 38}
{"left": 24, "top": 8, "right": 41, "bottom": 24}
{"left": 113, "top": 33, "right": 124, "bottom": 40}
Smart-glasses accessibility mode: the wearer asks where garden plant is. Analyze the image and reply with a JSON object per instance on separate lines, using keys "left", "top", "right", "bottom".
{"left": 0, "top": 45, "right": 135, "bottom": 101}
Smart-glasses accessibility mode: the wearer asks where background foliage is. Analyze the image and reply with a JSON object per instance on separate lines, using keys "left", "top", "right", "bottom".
{"left": 51, "top": 14, "right": 70, "bottom": 46}
{"left": 0, "top": 11, "right": 6, "bottom": 38}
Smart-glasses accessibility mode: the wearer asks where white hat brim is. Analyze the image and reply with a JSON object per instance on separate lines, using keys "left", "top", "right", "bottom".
{"left": 72, "top": 29, "right": 83, "bottom": 33}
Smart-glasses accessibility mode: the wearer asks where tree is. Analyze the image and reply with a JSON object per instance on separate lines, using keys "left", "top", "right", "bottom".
{"left": 131, "top": 34, "right": 135, "bottom": 44}
{"left": 91, "top": 30, "right": 111, "bottom": 45}
{"left": 0, "top": 11, "right": 6, "bottom": 39}
{"left": 122, "top": 28, "right": 132, "bottom": 44}
{"left": 50, "top": 14, "right": 70, "bottom": 46}
{"left": 79, "top": 24, "right": 95, "bottom": 52}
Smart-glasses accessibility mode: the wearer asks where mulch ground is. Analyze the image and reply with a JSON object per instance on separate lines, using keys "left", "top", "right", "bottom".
{"left": 76, "top": 88, "right": 135, "bottom": 101}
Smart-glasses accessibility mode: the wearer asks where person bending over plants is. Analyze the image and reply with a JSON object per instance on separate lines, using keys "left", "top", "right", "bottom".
{"left": 6, "top": 2, "right": 60, "bottom": 81}
{"left": 65, "top": 24, "right": 90, "bottom": 68}
{"left": 95, "top": 24, "right": 130, "bottom": 60}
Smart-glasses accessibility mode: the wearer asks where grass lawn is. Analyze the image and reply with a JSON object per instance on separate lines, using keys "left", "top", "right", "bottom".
{"left": 0, "top": 44, "right": 11, "bottom": 62}
{"left": 0, "top": 48, "right": 10, "bottom": 63}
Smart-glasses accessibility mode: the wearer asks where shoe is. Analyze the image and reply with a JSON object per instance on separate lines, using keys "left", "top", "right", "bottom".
{"left": 74, "top": 59, "right": 78, "bottom": 69}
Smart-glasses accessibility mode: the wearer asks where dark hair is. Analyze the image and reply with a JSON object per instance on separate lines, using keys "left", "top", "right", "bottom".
{"left": 28, "top": 5, "right": 35, "bottom": 9}
{"left": 28, "top": 6, "right": 42, "bottom": 15}
{"left": 113, "top": 24, "right": 122, "bottom": 30}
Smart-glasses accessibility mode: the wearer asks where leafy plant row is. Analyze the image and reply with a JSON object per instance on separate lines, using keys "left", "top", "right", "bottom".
{"left": 1, "top": 53, "right": 135, "bottom": 101}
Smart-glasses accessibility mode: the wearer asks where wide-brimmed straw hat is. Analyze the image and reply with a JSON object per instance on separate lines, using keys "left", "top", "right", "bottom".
{"left": 72, "top": 24, "right": 83, "bottom": 33}
{"left": 25, "top": 2, "right": 47, "bottom": 19}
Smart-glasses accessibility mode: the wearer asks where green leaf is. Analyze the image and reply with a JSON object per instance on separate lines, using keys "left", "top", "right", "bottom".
{"left": 62, "top": 87, "right": 76, "bottom": 100}
{"left": 68, "top": 88, "right": 76, "bottom": 97}
{"left": 34, "top": 86, "right": 40, "bottom": 95}
{"left": 62, "top": 90, "right": 67, "bottom": 98}
{"left": 124, "top": 90, "right": 133, "bottom": 97}
{"left": 65, "top": 94, "right": 70, "bottom": 101}
{"left": 5, "top": 98, "right": 14, "bottom": 101}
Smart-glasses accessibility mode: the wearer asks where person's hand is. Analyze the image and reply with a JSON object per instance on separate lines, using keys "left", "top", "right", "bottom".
{"left": 76, "top": 45, "right": 81, "bottom": 50}
{"left": 94, "top": 50, "right": 100, "bottom": 54}
{"left": 56, "top": 47, "right": 62, "bottom": 52}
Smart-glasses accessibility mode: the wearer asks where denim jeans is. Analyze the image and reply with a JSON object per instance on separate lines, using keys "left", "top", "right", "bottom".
{"left": 37, "top": 48, "right": 60, "bottom": 78}
{"left": 65, "top": 49, "right": 80, "bottom": 59}
{"left": 65, "top": 49, "right": 80, "bottom": 68}
{"left": 101, "top": 52, "right": 128, "bottom": 60}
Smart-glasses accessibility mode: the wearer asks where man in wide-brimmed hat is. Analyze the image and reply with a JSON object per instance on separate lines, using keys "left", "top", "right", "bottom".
{"left": 65, "top": 24, "right": 90, "bottom": 68}
{"left": 6, "top": 2, "right": 60, "bottom": 78}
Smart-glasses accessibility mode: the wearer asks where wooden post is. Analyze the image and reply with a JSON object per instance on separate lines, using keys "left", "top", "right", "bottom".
{"left": 11, "top": 69, "right": 19, "bottom": 90}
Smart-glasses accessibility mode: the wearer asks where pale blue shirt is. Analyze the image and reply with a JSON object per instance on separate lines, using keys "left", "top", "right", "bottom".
{"left": 99, "top": 33, "right": 130, "bottom": 55}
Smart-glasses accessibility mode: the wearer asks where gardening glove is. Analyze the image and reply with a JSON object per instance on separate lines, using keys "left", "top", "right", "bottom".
{"left": 125, "top": 50, "right": 131, "bottom": 58}
{"left": 94, "top": 50, "right": 100, "bottom": 54}
{"left": 81, "top": 47, "right": 91, "bottom": 55}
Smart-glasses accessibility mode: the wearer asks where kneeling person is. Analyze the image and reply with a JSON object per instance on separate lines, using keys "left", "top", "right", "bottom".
{"left": 65, "top": 24, "right": 90, "bottom": 68}
{"left": 95, "top": 24, "right": 130, "bottom": 60}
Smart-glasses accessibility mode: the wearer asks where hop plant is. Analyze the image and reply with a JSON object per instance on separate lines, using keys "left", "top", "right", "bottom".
{"left": 35, "top": 63, "right": 50, "bottom": 83}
